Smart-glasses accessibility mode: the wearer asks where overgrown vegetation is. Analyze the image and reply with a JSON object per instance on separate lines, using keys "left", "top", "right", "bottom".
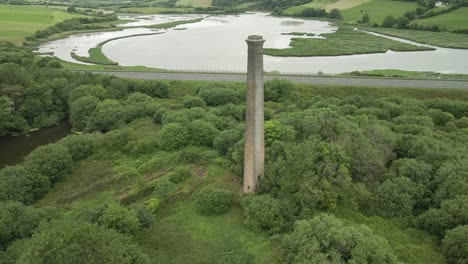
{"left": 1, "top": 30, "right": 468, "bottom": 264}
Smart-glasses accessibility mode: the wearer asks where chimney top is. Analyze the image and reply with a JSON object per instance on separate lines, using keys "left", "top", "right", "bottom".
{"left": 247, "top": 35, "right": 264, "bottom": 41}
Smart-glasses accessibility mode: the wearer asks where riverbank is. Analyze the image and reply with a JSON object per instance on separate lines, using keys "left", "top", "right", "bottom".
{"left": 360, "top": 26, "right": 468, "bottom": 49}
{"left": 67, "top": 17, "right": 204, "bottom": 65}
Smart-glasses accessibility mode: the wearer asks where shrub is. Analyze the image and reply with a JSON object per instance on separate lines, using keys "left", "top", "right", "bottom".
{"left": 16, "top": 219, "right": 150, "bottom": 264}
{"left": 97, "top": 202, "right": 141, "bottom": 235}
{"left": 241, "top": 194, "right": 285, "bottom": 234}
{"left": 194, "top": 186, "right": 234, "bottom": 215}
{"left": 86, "top": 99, "right": 126, "bottom": 132}
{"left": 144, "top": 198, "right": 161, "bottom": 213}
{"left": 135, "top": 81, "right": 169, "bottom": 98}
{"left": 69, "top": 84, "right": 107, "bottom": 103}
{"left": 159, "top": 123, "right": 190, "bottom": 150}
{"left": 418, "top": 195, "right": 468, "bottom": 237}
{"left": 442, "top": 225, "right": 468, "bottom": 264}
{"left": 280, "top": 214, "right": 398, "bottom": 264}
{"left": 24, "top": 144, "right": 73, "bottom": 184}
{"left": 60, "top": 134, "right": 96, "bottom": 161}
{"left": 197, "top": 85, "right": 239, "bottom": 106}
{"left": 265, "top": 79, "right": 298, "bottom": 103}
{"left": 382, "top": 15, "right": 396, "bottom": 28}
{"left": 0, "top": 166, "right": 50, "bottom": 204}
{"left": 213, "top": 127, "right": 243, "bottom": 155}
{"left": 426, "top": 109, "right": 455, "bottom": 126}
{"left": 69, "top": 95, "right": 100, "bottom": 131}
{"left": 133, "top": 206, "right": 155, "bottom": 228}
{"left": 183, "top": 95, "right": 206, "bottom": 108}
{"left": 188, "top": 120, "right": 220, "bottom": 147}
{"left": 215, "top": 103, "right": 245, "bottom": 121}
{"left": 168, "top": 168, "right": 192, "bottom": 183}
{"left": 328, "top": 8, "right": 342, "bottom": 19}
{"left": 372, "top": 177, "right": 419, "bottom": 217}
{"left": 0, "top": 201, "right": 56, "bottom": 250}
{"left": 107, "top": 79, "right": 128, "bottom": 99}
{"left": 153, "top": 107, "right": 168, "bottom": 124}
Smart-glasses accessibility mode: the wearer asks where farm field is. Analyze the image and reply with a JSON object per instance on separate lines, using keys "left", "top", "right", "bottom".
{"left": 412, "top": 7, "right": 468, "bottom": 31}
{"left": 284, "top": 0, "right": 371, "bottom": 14}
{"left": 0, "top": 4, "right": 83, "bottom": 45}
{"left": 341, "top": 0, "right": 418, "bottom": 24}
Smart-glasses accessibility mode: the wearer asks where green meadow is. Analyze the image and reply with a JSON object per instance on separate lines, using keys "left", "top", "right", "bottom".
{"left": 284, "top": 0, "right": 371, "bottom": 14}
{"left": 0, "top": 4, "right": 83, "bottom": 45}
{"left": 412, "top": 7, "right": 468, "bottom": 31}
{"left": 341, "top": 0, "right": 418, "bottom": 24}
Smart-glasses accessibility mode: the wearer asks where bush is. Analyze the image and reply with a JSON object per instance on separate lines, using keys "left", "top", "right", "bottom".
{"left": 241, "top": 195, "right": 285, "bottom": 234}
{"left": 159, "top": 123, "right": 190, "bottom": 150}
{"left": 280, "top": 214, "right": 398, "bottom": 264}
{"left": 0, "top": 166, "right": 50, "bottom": 204}
{"left": 328, "top": 8, "right": 342, "bottom": 19}
{"left": 194, "top": 186, "right": 234, "bottom": 215}
{"left": 24, "top": 144, "right": 73, "bottom": 184}
{"left": 152, "top": 107, "right": 167, "bottom": 124}
{"left": 418, "top": 195, "right": 468, "bottom": 237}
{"left": 135, "top": 81, "right": 169, "bottom": 98}
{"left": 442, "top": 225, "right": 468, "bottom": 264}
{"left": 215, "top": 103, "right": 245, "bottom": 121}
{"left": 426, "top": 109, "right": 455, "bottom": 126}
{"left": 382, "top": 15, "right": 396, "bottom": 28}
{"left": 188, "top": 120, "right": 220, "bottom": 147}
{"left": 16, "top": 219, "right": 150, "bottom": 264}
{"left": 144, "top": 198, "right": 161, "bottom": 213}
{"left": 372, "top": 177, "right": 419, "bottom": 217}
{"left": 183, "top": 96, "right": 206, "bottom": 108}
{"left": 60, "top": 134, "right": 96, "bottom": 161}
{"left": 265, "top": 79, "right": 298, "bottom": 103}
{"left": 97, "top": 202, "right": 141, "bottom": 235}
{"left": 69, "top": 84, "right": 107, "bottom": 103}
{"left": 168, "top": 168, "right": 192, "bottom": 183}
{"left": 197, "top": 85, "right": 240, "bottom": 106}
{"left": 213, "top": 127, "right": 243, "bottom": 155}
{"left": 69, "top": 95, "right": 100, "bottom": 131}
{"left": 107, "top": 79, "right": 128, "bottom": 99}
{"left": 0, "top": 201, "right": 56, "bottom": 250}
{"left": 86, "top": 99, "right": 126, "bottom": 132}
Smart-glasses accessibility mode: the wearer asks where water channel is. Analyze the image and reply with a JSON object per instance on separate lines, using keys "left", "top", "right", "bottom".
{"left": 0, "top": 123, "right": 71, "bottom": 168}
{"left": 38, "top": 12, "right": 468, "bottom": 74}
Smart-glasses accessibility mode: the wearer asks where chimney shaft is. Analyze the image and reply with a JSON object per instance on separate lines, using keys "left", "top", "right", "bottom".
{"left": 243, "top": 35, "right": 265, "bottom": 193}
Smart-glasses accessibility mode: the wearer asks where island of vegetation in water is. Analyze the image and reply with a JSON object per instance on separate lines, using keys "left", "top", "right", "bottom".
{"left": 0, "top": 0, "right": 468, "bottom": 262}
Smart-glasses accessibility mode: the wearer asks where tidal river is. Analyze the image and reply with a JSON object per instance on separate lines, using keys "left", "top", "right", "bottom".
{"left": 38, "top": 12, "right": 468, "bottom": 74}
{"left": 0, "top": 123, "right": 70, "bottom": 168}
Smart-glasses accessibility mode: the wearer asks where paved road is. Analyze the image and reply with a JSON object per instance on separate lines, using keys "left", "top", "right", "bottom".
{"left": 91, "top": 71, "right": 468, "bottom": 90}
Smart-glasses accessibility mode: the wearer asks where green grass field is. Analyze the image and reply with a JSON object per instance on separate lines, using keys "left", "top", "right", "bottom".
{"left": 0, "top": 4, "right": 83, "bottom": 45}
{"left": 341, "top": 0, "right": 418, "bottom": 24}
{"left": 412, "top": 7, "right": 468, "bottom": 31}
{"left": 362, "top": 26, "right": 468, "bottom": 49}
{"left": 284, "top": 0, "right": 371, "bottom": 14}
{"left": 264, "top": 27, "right": 433, "bottom": 56}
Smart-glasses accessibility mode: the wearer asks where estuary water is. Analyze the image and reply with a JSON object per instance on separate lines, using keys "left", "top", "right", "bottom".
{"left": 38, "top": 12, "right": 468, "bottom": 74}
